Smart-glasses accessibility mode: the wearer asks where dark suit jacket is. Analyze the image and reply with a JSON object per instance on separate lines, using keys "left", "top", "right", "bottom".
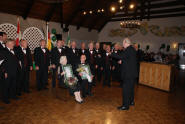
{"left": 111, "top": 46, "right": 138, "bottom": 79}
{"left": 1, "top": 47, "right": 20, "bottom": 77}
{"left": 0, "top": 52, "right": 5, "bottom": 78}
{"left": 85, "top": 49, "right": 96, "bottom": 65}
{"left": 14, "top": 46, "right": 32, "bottom": 69}
{"left": 66, "top": 48, "right": 80, "bottom": 66}
{"left": 34, "top": 47, "right": 50, "bottom": 68}
{"left": 62, "top": 46, "right": 69, "bottom": 53}
{"left": 94, "top": 49, "right": 103, "bottom": 67}
{"left": 79, "top": 49, "right": 87, "bottom": 56}
{"left": 51, "top": 47, "right": 66, "bottom": 67}
{"left": 102, "top": 52, "right": 112, "bottom": 69}
{"left": 112, "top": 50, "right": 121, "bottom": 68}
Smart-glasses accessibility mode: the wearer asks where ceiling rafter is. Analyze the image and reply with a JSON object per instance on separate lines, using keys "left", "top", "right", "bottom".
{"left": 76, "top": 0, "right": 99, "bottom": 30}
{"left": 44, "top": 3, "right": 57, "bottom": 22}
{"left": 65, "top": 0, "right": 86, "bottom": 28}
{"left": 112, "top": 7, "right": 185, "bottom": 18}
{"left": 59, "top": 3, "right": 63, "bottom": 28}
{"left": 22, "top": 0, "right": 35, "bottom": 20}
{"left": 87, "top": 0, "right": 102, "bottom": 32}
{"left": 110, "top": 12, "right": 185, "bottom": 21}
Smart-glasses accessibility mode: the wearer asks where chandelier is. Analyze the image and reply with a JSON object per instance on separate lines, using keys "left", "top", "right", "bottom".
{"left": 120, "top": 20, "right": 141, "bottom": 28}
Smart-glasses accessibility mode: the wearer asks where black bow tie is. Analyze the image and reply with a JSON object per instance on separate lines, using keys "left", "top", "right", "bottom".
{"left": 23, "top": 48, "right": 26, "bottom": 50}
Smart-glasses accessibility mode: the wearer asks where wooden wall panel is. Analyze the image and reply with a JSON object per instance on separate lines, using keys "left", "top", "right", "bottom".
{"left": 139, "top": 62, "right": 174, "bottom": 92}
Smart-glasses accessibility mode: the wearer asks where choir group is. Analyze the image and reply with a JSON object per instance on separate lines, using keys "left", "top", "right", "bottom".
{"left": 0, "top": 31, "right": 137, "bottom": 109}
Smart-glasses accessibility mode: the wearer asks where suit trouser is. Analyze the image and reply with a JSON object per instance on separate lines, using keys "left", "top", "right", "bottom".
{"left": 103, "top": 67, "right": 111, "bottom": 86}
{"left": 21, "top": 68, "right": 30, "bottom": 92}
{"left": 52, "top": 69, "right": 57, "bottom": 88}
{"left": 95, "top": 66, "right": 102, "bottom": 82}
{"left": 122, "top": 78, "right": 135, "bottom": 107}
{"left": 16, "top": 69, "right": 23, "bottom": 95}
{"left": 80, "top": 80, "right": 88, "bottom": 97}
{"left": 3, "top": 76, "right": 17, "bottom": 100}
{"left": 112, "top": 66, "right": 121, "bottom": 82}
{"left": 36, "top": 67, "right": 48, "bottom": 90}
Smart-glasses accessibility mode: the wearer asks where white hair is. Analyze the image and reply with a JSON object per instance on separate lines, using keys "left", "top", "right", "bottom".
{"left": 123, "top": 38, "right": 131, "bottom": 44}
{"left": 60, "top": 56, "right": 67, "bottom": 65}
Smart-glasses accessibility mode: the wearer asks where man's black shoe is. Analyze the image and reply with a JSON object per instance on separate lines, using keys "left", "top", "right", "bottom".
{"left": 117, "top": 106, "right": 129, "bottom": 110}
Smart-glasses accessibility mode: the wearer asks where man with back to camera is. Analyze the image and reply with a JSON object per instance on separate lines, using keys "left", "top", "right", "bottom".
{"left": 111, "top": 38, "right": 138, "bottom": 110}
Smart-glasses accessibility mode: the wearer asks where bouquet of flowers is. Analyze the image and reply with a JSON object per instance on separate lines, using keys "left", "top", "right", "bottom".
{"left": 64, "top": 77, "right": 78, "bottom": 89}
{"left": 76, "top": 66, "right": 92, "bottom": 83}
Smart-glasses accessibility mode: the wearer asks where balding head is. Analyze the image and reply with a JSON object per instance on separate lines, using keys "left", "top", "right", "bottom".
{"left": 123, "top": 38, "right": 131, "bottom": 48}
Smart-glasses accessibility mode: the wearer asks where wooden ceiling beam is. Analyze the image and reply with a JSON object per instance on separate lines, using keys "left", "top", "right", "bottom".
{"left": 65, "top": 0, "right": 86, "bottom": 28}
{"left": 140, "top": 0, "right": 146, "bottom": 21}
{"left": 87, "top": 0, "right": 102, "bottom": 32}
{"left": 117, "top": 0, "right": 183, "bottom": 13}
{"left": 22, "top": 0, "right": 35, "bottom": 20}
{"left": 113, "top": 7, "right": 185, "bottom": 18}
{"left": 110, "top": 12, "right": 185, "bottom": 21}
{"left": 59, "top": 3, "right": 63, "bottom": 28}
{"left": 150, "top": 0, "right": 182, "bottom": 8}
{"left": 44, "top": 3, "right": 57, "bottom": 22}
{"left": 147, "top": 0, "right": 151, "bottom": 20}
{"left": 76, "top": 0, "right": 99, "bottom": 30}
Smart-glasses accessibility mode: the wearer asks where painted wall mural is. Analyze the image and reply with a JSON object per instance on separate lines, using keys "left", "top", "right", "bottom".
{"left": 109, "top": 22, "right": 185, "bottom": 37}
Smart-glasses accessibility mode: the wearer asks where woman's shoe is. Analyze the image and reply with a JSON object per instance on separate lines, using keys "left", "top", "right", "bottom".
{"left": 75, "top": 100, "right": 83, "bottom": 104}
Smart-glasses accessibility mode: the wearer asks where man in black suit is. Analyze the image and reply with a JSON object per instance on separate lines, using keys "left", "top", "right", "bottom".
{"left": 102, "top": 45, "right": 112, "bottom": 87}
{"left": 51, "top": 40, "right": 66, "bottom": 88}
{"left": 79, "top": 42, "right": 87, "bottom": 56}
{"left": 111, "top": 38, "right": 138, "bottom": 110}
{"left": 0, "top": 52, "right": 6, "bottom": 104}
{"left": 61, "top": 40, "right": 69, "bottom": 52}
{"left": 1, "top": 39, "right": 20, "bottom": 104}
{"left": 0, "top": 32, "right": 7, "bottom": 102}
{"left": 94, "top": 42, "right": 103, "bottom": 82}
{"left": 86, "top": 42, "right": 96, "bottom": 87}
{"left": 14, "top": 40, "right": 32, "bottom": 93}
{"left": 66, "top": 41, "right": 80, "bottom": 69}
{"left": 34, "top": 39, "right": 50, "bottom": 91}
{"left": 0, "top": 32, "right": 7, "bottom": 50}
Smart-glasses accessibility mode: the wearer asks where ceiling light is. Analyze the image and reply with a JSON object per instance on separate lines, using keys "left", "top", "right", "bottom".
{"left": 120, "top": 6, "right": 124, "bottom": 10}
{"left": 110, "top": 6, "right": 116, "bottom": 13}
{"left": 118, "top": 0, "right": 123, "bottom": 3}
{"left": 83, "top": 11, "right": 87, "bottom": 15}
{"left": 89, "top": 10, "right": 93, "bottom": 14}
{"left": 101, "top": 9, "right": 104, "bottom": 12}
{"left": 129, "top": 3, "right": 135, "bottom": 9}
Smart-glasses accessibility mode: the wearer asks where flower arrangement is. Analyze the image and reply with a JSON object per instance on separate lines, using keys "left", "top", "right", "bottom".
{"left": 77, "top": 66, "right": 92, "bottom": 83}
{"left": 64, "top": 77, "right": 78, "bottom": 89}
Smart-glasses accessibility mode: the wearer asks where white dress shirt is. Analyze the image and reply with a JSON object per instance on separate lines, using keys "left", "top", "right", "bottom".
{"left": 89, "top": 49, "right": 93, "bottom": 54}
{"left": 58, "top": 48, "right": 62, "bottom": 53}
{"left": 21, "top": 47, "right": 26, "bottom": 54}
{"left": 72, "top": 49, "right": 75, "bottom": 53}
{"left": 41, "top": 47, "right": 46, "bottom": 53}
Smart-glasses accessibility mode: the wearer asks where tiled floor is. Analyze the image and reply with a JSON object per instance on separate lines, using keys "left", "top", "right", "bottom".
{"left": 0, "top": 73, "right": 185, "bottom": 124}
